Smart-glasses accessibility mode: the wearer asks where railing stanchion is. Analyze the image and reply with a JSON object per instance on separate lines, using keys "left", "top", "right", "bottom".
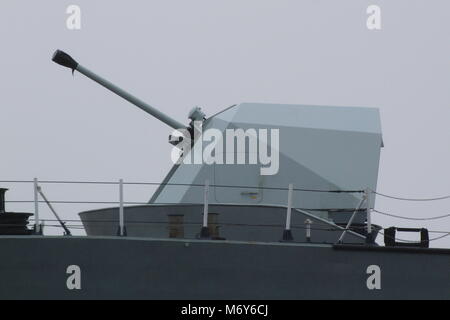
{"left": 200, "top": 179, "right": 210, "bottom": 239}
{"left": 365, "top": 188, "right": 374, "bottom": 244}
{"left": 33, "top": 178, "right": 41, "bottom": 235}
{"left": 117, "top": 179, "right": 127, "bottom": 236}
{"left": 282, "top": 183, "right": 294, "bottom": 241}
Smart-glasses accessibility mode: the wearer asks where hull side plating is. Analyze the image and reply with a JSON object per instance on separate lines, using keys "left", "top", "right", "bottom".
{"left": 0, "top": 236, "right": 448, "bottom": 300}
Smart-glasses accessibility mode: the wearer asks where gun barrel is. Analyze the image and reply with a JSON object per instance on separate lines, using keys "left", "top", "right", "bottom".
{"left": 52, "top": 50, "right": 186, "bottom": 130}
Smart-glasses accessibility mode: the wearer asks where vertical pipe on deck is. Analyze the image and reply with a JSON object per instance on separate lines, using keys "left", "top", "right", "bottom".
{"left": 119, "top": 179, "right": 125, "bottom": 236}
{"left": 366, "top": 188, "right": 373, "bottom": 244}
{"left": 200, "top": 180, "right": 210, "bottom": 238}
{"left": 282, "top": 184, "right": 294, "bottom": 241}
{"left": 285, "top": 183, "right": 293, "bottom": 230}
{"left": 305, "top": 219, "right": 312, "bottom": 242}
{"left": 33, "top": 178, "right": 40, "bottom": 234}
{"left": 203, "top": 179, "right": 209, "bottom": 228}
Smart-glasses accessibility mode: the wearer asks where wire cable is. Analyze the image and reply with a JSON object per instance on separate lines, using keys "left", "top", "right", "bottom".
{"left": 4, "top": 221, "right": 354, "bottom": 233}
{"left": 371, "top": 189, "right": 450, "bottom": 202}
{"left": 0, "top": 179, "right": 363, "bottom": 193}
{"left": 373, "top": 209, "right": 450, "bottom": 221}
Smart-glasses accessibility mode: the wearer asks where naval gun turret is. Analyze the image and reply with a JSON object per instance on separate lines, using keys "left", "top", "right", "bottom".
{"left": 52, "top": 49, "right": 204, "bottom": 146}
{"left": 54, "top": 49, "right": 384, "bottom": 240}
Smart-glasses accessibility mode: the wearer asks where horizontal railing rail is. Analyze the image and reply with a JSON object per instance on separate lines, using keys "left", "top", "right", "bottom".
{"left": 0, "top": 178, "right": 371, "bottom": 243}
{"left": 0, "top": 179, "right": 364, "bottom": 193}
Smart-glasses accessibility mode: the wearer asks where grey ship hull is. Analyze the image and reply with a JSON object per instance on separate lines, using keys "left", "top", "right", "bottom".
{"left": 0, "top": 235, "right": 448, "bottom": 300}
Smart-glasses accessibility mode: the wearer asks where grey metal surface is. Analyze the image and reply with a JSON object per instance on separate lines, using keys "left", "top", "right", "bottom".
{"left": 151, "top": 103, "right": 383, "bottom": 213}
{"left": 79, "top": 203, "right": 367, "bottom": 244}
{"left": 0, "top": 236, "right": 448, "bottom": 300}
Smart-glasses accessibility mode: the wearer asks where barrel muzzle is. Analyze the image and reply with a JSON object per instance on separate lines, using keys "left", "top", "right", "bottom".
{"left": 52, "top": 50, "right": 78, "bottom": 73}
{"left": 52, "top": 49, "right": 187, "bottom": 130}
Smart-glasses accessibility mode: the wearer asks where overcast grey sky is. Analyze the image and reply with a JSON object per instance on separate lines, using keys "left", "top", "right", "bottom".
{"left": 1, "top": 1, "right": 450, "bottom": 246}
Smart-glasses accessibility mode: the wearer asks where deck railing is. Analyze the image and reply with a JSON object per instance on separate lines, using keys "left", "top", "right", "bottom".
{"left": 0, "top": 178, "right": 370, "bottom": 243}
{"left": 2, "top": 178, "right": 450, "bottom": 247}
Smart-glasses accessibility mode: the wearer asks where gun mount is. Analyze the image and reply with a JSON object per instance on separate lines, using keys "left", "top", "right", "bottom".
{"left": 52, "top": 49, "right": 383, "bottom": 217}
{"left": 52, "top": 50, "right": 189, "bottom": 131}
